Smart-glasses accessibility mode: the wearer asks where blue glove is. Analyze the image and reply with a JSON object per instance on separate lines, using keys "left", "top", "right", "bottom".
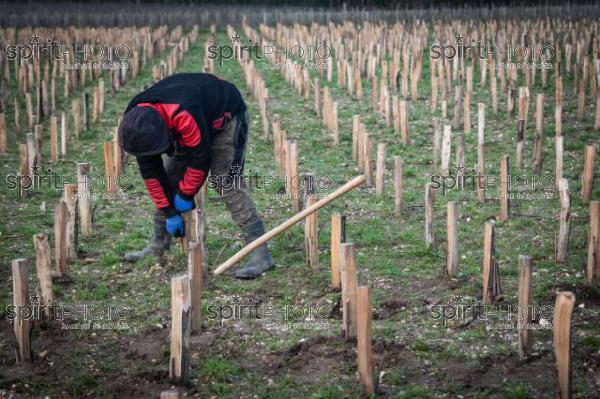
{"left": 174, "top": 193, "right": 194, "bottom": 212}
{"left": 165, "top": 214, "right": 185, "bottom": 237}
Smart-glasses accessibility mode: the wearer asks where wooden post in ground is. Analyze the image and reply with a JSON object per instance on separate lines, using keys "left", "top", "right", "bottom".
{"left": 72, "top": 99, "right": 80, "bottom": 139}
{"left": 581, "top": 145, "right": 596, "bottom": 203}
{"left": 425, "top": 183, "right": 436, "bottom": 248}
{"left": 330, "top": 214, "right": 346, "bottom": 290}
{"left": 103, "top": 142, "right": 115, "bottom": 197}
{"left": 12, "top": 258, "right": 31, "bottom": 363}
{"left": 375, "top": 143, "right": 386, "bottom": 196}
{"left": 553, "top": 291, "right": 575, "bottom": 399}
{"left": 441, "top": 125, "right": 451, "bottom": 176}
{"left": 482, "top": 222, "right": 502, "bottom": 304}
{"left": 170, "top": 275, "right": 191, "bottom": 383}
{"left": 463, "top": 91, "right": 471, "bottom": 133}
{"left": 50, "top": 116, "right": 58, "bottom": 162}
{"left": 188, "top": 241, "right": 203, "bottom": 334}
{"left": 517, "top": 255, "right": 533, "bottom": 359}
{"left": 555, "top": 135, "right": 564, "bottom": 187}
{"left": 19, "top": 144, "right": 29, "bottom": 197}
{"left": 304, "top": 175, "right": 318, "bottom": 268}
{"left": 400, "top": 100, "right": 408, "bottom": 145}
{"left": 25, "top": 92, "right": 33, "bottom": 129}
{"left": 352, "top": 115, "right": 360, "bottom": 161}
{"left": 477, "top": 103, "right": 486, "bottom": 202}
{"left": 160, "top": 390, "right": 181, "bottom": 399}
{"left": 332, "top": 101, "right": 339, "bottom": 145}
{"left": 433, "top": 118, "right": 441, "bottom": 167}
{"left": 363, "top": 134, "right": 373, "bottom": 186}
{"left": 93, "top": 87, "right": 99, "bottom": 123}
{"left": 446, "top": 201, "right": 458, "bottom": 277}
{"left": 288, "top": 141, "right": 300, "bottom": 213}
{"left": 499, "top": 155, "right": 510, "bottom": 221}
{"left": 516, "top": 119, "right": 525, "bottom": 169}
{"left": 357, "top": 286, "right": 375, "bottom": 395}
{"left": 63, "top": 184, "right": 78, "bottom": 261}
{"left": 394, "top": 156, "right": 403, "bottom": 216}
{"left": 83, "top": 92, "right": 89, "bottom": 130}
{"left": 587, "top": 201, "right": 600, "bottom": 283}
{"left": 556, "top": 178, "right": 571, "bottom": 263}
{"left": 0, "top": 113, "right": 6, "bottom": 154}
{"left": 61, "top": 112, "right": 68, "bottom": 156}
{"left": 54, "top": 200, "right": 68, "bottom": 276}
{"left": 33, "top": 233, "right": 53, "bottom": 306}
{"left": 533, "top": 94, "right": 544, "bottom": 174}
{"left": 77, "top": 163, "right": 92, "bottom": 235}
{"left": 314, "top": 78, "right": 320, "bottom": 116}
{"left": 340, "top": 242, "right": 358, "bottom": 339}
{"left": 26, "top": 133, "right": 38, "bottom": 175}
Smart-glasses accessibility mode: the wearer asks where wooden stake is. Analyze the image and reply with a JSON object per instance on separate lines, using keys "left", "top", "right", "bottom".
{"left": 357, "top": 286, "right": 375, "bottom": 395}
{"left": 482, "top": 222, "right": 502, "bottom": 304}
{"left": 533, "top": 94, "right": 544, "bottom": 174}
{"left": 33, "top": 233, "right": 53, "bottom": 306}
{"left": 330, "top": 214, "right": 346, "bottom": 289}
{"left": 19, "top": 144, "right": 29, "bottom": 197}
{"left": 54, "top": 200, "right": 68, "bottom": 276}
{"left": 425, "top": 183, "right": 435, "bottom": 248}
{"left": 12, "top": 258, "right": 31, "bottom": 362}
{"left": 587, "top": 201, "right": 600, "bottom": 283}
{"left": 77, "top": 163, "right": 92, "bottom": 235}
{"left": 517, "top": 255, "right": 533, "bottom": 359}
{"left": 50, "top": 116, "right": 58, "bottom": 162}
{"left": 581, "top": 145, "right": 596, "bottom": 203}
{"left": 446, "top": 201, "right": 458, "bottom": 276}
{"left": 289, "top": 141, "right": 300, "bottom": 213}
{"left": 63, "top": 184, "right": 78, "bottom": 261}
{"left": 433, "top": 118, "right": 441, "bottom": 167}
{"left": 556, "top": 178, "right": 571, "bottom": 263}
{"left": 340, "top": 242, "right": 358, "bottom": 339}
{"left": 441, "top": 125, "right": 451, "bottom": 176}
{"left": 103, "top": 142, "right": 115, "bottom": 196}
{"left": 394, "top": 156, "right": 403, "bottom": 216}
{"left": 555, "top": 135, "right": 564, "bottom": 189}
{"left": 170, "top": 275, "right": 191, "bottom": 383}
{"left": 499, "top": 155, "right": 510, "bottom": 221}
{"left": 60, "top": 111, "right": 68, "bottom": 156}
{"left": 188, "top": 241, "right": 203, "bottom": 334}
{"left": 363, "top": 134, "right": 373, "bottom": 186}
{"left": 400, "top": 100, "right": 408, "bottom": 145}
{"left": 304, "top": 182, "right": 319, "bottom": 268}
{"left": 160, "top": 390, "right": 181, "bottom": 399}
{"left": 0, "top": 113, "right": 6, "bottom": 153}
{"left": 375, "top": 143, "right": 386, "bottom": 196}
{"left": 553, "top": 291, "right": 575, "bottom": 399}
{"left": 25, "top": 92, "right": 33, "bottom": 129}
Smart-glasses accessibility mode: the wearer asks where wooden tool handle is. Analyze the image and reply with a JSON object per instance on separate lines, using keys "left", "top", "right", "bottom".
{"left": 213, "top": 175, "right": 366, "bottom": 276}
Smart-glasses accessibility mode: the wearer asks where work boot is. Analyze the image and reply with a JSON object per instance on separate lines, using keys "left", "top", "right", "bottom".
{"left": 123, "top": 216, "right": 171, "bottom": 262}
{"left": 234, "top": 220, "right": 274, "bottom": 279}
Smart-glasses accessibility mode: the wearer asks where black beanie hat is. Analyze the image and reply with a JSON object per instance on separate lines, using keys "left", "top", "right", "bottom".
{"left": 118, "top": 106, "right": 171, "bottom": 156}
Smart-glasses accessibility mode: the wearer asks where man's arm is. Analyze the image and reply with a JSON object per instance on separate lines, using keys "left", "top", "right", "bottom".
{"left": 173, "top": 107, "right": 211, "bottom": 203}
{"left": 136, "top": 154, "right": 177, "bottom": 217}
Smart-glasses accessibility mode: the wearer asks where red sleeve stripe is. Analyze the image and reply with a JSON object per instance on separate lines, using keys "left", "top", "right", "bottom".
{"left": 179, "top": 167, "right": 206, "bottom": 196}
{"left": 144, "top": 178, "right": 170, "bottom": 208}
{"left": 173, "top": 110, "right": 202, "bottom": 147}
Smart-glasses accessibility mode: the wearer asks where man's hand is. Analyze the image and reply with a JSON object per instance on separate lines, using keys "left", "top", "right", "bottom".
{"left": 165, "top": 214, "right": 185, "bottom": 237}
{"left": 174, "top": 193, "right": 195, "bottom": 212}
